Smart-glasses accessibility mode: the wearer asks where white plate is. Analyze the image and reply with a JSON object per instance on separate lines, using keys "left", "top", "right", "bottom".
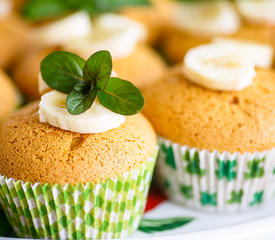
{"left": 131, "top": 200, "right": 275, "bottom": 240}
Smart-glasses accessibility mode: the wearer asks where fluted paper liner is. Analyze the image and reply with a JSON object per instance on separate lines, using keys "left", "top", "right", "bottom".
{"left": 157, "top": 137, "right": 275, "bottom": 212}
{"left": 0, "top": 147, "right": 158, "bottom": 239}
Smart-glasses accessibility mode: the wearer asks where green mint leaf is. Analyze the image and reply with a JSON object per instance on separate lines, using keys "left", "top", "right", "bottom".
{"left": 41, "top": 51, "right": 85, "bottom": 94}
{"left": 97, "top": 77, "right": 144, "bottom": 115}
{"left": 22, "top": 0, "right": 151, "bottom": 21}
{"left": 66, "top": 83, "right": 97, "bottom": 115}
{"left": 83, "top": 50, "right": 112, "bottom": 89}
{"left": 67, "top": 0, "right": 151, "bottom": 15}
{"left": 22, "top": 0, "right": 71, "bottom": 21}
{"left": 83, "top": 0, "right": 151, "bottom": 14}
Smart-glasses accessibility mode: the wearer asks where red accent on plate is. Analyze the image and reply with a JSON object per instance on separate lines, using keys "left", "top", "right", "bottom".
{"left": 145, "top": 187, "right": 167, "bottom": 213}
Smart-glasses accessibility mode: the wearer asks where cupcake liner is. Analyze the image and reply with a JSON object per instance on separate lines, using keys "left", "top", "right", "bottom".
{"left": 0, "top": 147, "right": 158, "bottom": 239}
{"left": 157, "top": 137, "right": 275, "bottom": 212}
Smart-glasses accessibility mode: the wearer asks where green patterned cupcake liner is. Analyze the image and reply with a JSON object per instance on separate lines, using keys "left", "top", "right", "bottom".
{"left": 157, "top": 137, "right": 275, "bottom": 213}
{"left": 0, "top": 147, "right": 158, "bottom": 239}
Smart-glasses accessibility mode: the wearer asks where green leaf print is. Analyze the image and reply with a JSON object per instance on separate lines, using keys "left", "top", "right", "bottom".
{"left": 138, "top": 217, "right": 194, "bottom": 233}
{"left": 184, "top": 151, "right": 206, "bottom": 176}
{"left": 216, "top": 159, "right": 237, "bottom": 181}
{"left": 180, "top": 184, "right": 193, "bottom": 199}
{"left": 245, "top": 157, "right": 265, "bottom": 179}
{"left": 161, "top": 144, "right": 176, "bottom": 169}
{"left": 227, "top": 190, "right": 244, "bottom": 204}
{"left": 249, "top": 191, "right": 264, "bottom": 206}
{"left": 200, "top": 192, "right": 217, "bottom": 206}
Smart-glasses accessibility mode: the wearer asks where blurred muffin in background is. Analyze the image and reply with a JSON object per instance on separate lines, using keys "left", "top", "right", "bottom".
{"left": 13, "top": 11, "right": 166, "bottom": 99}
{"left": 11, "top": 0, "right": 26, "bottom": 11}
{"left": 13, "top": 46, "right": 60, "bottom": 99}
{"left": 120, "top": 0, "right": 169, "bottom": 45}
{"left": 120, "top": 0, "right": 176, "bottom": 45}
{"left": 0, "top": 69, "right": 17, "bottom": 119}
{"left": 0, "top": 0, "right": 29, "bottom": 69}
{"left": 160, "top": 0, "right": 275, "bottom": 64}
{"left": 143, "top": 40, "right": 275, "bottom": 212}
{"left": 233, "top": 0, "right": 275, "bottom": 64}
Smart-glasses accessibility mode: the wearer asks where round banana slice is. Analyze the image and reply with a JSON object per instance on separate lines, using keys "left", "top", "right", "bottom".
{"left": 182, "top": 42, "right": 256, "bottom": 91}
{"left": 38, "top": 72, "right": 49, "bottom": 95}
{"left": 64, "top": 14, "right": 147, "bottom": 59}
{"left": 31, "top": 11, "right": 92, "bottom": 45}
{"left": 39, "top": 90, "right": 126, "bottom": 134}
{"left": 236, "top": 0, "right": 275, "bottom": 25}
{"left": 214, "top": 38, "right": 274, "bottom": 68}
{"left": 0, "top": 0, "right": 12, "bottom": 18}
{"left": 172, "top": 2, "right": 240, "bottom": 36}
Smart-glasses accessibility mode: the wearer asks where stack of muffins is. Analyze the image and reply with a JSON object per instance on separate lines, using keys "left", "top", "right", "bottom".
{"left": 0, "top": 0, "right": 274, "bottom": 239}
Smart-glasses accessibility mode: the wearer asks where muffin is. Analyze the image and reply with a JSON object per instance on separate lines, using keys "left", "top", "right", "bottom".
{"left": 0, "top": 69, "right": 17, "bottom": 120}
{"left": 0, "top": 50, "right": 158, "bottom": 238}
{"left": 112, "top": 43, "right": 166, "bottom": 90}
{"left": 120, "top": 0, "right": 166, "bottom": 45}
{"left": 143, "top": 41, "right": 275, "bottom": 212}
{"left": 160, "top": 1, "right": 275, "bottom": 64}
{"left": 12, "top": 13, "right": 166, "bottom": 99}
{"left": 234, "top": 0, "right": 275, "bottom": 64}
{"left": 0, "top": 14, "right": 29, "bottom": 68}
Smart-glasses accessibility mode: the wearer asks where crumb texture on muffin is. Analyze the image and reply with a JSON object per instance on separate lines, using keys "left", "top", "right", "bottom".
{"left": 143, "top": 67, "right": 275, "bottom": 154}
{"left": 0, "top": 102, "right": 156, "bottom": 185}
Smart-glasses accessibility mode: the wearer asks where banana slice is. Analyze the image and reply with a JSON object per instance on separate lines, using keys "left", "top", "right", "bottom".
{"left": 214, "top": 38, "right": 273, "bottom": 68}
{"left": 39, "top": 90, "right": 126, "bottom": 133}
{"left": 182, "top": 42, "right": 256, "bottom": 91}
{"left": 64, "top": 14, "right": 147, "bottom": 59}
{"left": 31, "top": 11, "right": 92, "bottom": 45}
{"left": 236, "top": 0, "right": 275, "bottom": 25}
{"left": 38, "top": 72, "right": 50, "bottom": 95}
{"left": 0, "top": 0, "right": 12, "bottom": 18}
{"left": 172, "top": 2, "right": 240, "bottom": 36}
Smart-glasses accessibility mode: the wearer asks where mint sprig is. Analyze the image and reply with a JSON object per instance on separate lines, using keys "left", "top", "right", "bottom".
{"left": 22, "top": 0, "right": 151, "bottom": 21}
{"left": 41, "top": 50, "right": 144, "bottom": 115}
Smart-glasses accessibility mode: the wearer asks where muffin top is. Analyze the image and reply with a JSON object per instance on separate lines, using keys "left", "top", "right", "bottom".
{"left": 0, "top": 102, "right": 156, "bottom": 185}
{"left": 0, "top": 69, "right": 17, "bottom": 119}
{"left": 143, "top": 66, "right": 275, "bottom": 154}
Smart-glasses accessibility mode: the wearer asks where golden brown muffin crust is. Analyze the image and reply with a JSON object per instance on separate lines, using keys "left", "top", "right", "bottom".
{"left": 143, "top": 67, "right": 275, "bottom": 154}
{"left": 0, "top": 102, "right": 156, "bottom": 185}
{"left": 0, "top": 70, "right": 17, "bottom": 119}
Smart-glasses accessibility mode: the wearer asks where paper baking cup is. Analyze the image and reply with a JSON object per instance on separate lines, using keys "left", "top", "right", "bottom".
{"left": 157, "top": 137, "right": 275, "bottom": 212}
{"left": 0, "top": 147, "right": 158, "bottom": 239}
